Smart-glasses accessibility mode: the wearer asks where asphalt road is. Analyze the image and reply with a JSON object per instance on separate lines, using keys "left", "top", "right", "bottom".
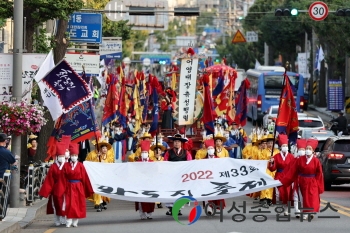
{"left": 18, "top": 110, "right": 350, "bottom": 233}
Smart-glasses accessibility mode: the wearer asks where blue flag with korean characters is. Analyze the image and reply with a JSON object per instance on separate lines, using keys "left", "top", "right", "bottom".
{"left": 42, "top": 60, "right": 93, "bottom": 113}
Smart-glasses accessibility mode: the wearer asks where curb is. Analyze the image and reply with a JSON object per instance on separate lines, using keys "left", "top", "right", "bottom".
{"left": 0, "top": 199, "right": 47, "bottom": 233}
{"left": 308, "top": 105, "right": 336, "bottom": 119}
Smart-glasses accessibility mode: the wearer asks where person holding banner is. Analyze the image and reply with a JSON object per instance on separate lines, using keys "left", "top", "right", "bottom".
{"left": 134, "top": 140, "right": 156, "bottom": 219}
{"left": 39, "top": 139, "right": 68, "bottom": 226}
{"left": 214, "top": 133, "right": 229, "bottom": 158}
{"left": 195, "top": 140, "right": 208, "bottom": 160}
{"left": 163, "top": 134, "right": 192, "bottom": 216}
{"left": 85, "top": 140, "right": 114, "bottom": 212}
{"left": 150, "top": 143, "right": 166, "bottom": 208}
{"left": 202, "top": 138, "right": 226, "bottom": 214}
{"left": 279, "top": 138, "right": 324, "bottom": 220}
{"left": 59, "top": 143, "right": 94, "bottom": 228}
{"left": 259, "top": 134, "right": 279, "bottom": 207}
{"left": 268, "top": 134, "right": 295, "bottom": 216}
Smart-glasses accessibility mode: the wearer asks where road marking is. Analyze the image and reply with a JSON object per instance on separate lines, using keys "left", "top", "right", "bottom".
{"left": 321, "top": 199, "right": 350, "bottom": 211}
{"left": 43, "top": 229, "right": 56, "bottom": 233}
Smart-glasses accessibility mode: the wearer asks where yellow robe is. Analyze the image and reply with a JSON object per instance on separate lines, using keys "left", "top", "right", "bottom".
{"left": 153, "top": 156, "right": 164, "bottom": 162}
{"left": 128, "top": 147, "right": 155, "bottom": 162}
{"left": 216, "top": 147, "right": 229, "bottom": 158}
{"left": 242, "top": 144, "right": 254, "bottom": 159}
{"left": 259, "top": 148, "right": 280, "bottom": 200}
{"left": 86, "top": 149, "right": 115, "bottom": 205}
{"left": 195, "top": 149, "right": 207, "bottom": 160}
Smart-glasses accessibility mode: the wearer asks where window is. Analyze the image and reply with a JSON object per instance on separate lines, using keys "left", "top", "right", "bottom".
{"left": 298, "top": 120, "right": 323, "bottom": 128}
{"left": 271, "top": 108, "right": 278, "bottom": 114}
{"left": 333, "top": 140, "right": 350, "bottom": 152}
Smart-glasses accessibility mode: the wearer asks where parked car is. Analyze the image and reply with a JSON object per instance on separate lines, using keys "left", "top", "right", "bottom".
{"left": 298, "top": 115, "right": 325, "bottom": 131}
{"left": 318, "top": 135, "right": 350, "bottom": 190}
{"left": 298, "top": 129, "right": 335, "bottom": 156}
{"left": 262, "top": 105, "right": 307, "bottom": 128}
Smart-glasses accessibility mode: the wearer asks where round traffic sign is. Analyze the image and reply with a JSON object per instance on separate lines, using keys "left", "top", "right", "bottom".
{"left": 308, "top": 1, "right": 329, "bottom": 21}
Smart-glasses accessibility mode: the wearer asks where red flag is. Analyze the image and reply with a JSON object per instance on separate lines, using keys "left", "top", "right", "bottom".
{"left": 102, "top": 74, "right": 119, "bottom": 126}
{"left": 201, "top": 74, "right": 217, "bottom": 135}
{"left": 275, "top": 73, "right": 299, "bottom": 144}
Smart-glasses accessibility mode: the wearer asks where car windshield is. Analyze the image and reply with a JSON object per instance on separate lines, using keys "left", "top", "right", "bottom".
{"left": 271, "top": 108, "right": 278, "bottom": 114}
{"left": 333, "top": 140, "right": 350, "bottom": 152}
{"left": 303, "top": 130, "right": 334, "bottom": 138}
{"left": 298, "top": 120, "right": 323, "bottom": 128}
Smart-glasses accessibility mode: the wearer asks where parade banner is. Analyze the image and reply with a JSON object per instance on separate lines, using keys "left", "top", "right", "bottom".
{"left": 84, "top": 158, "right": 282, "bottom": 203}
{"left": 178, "top": 58, "right": 198, "bottom": 125}
{"left": 0, "top": 53, "right": 46, "bottom": 103}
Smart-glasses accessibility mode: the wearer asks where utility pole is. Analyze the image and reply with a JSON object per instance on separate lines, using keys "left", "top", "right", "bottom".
{"left": 264, "top": 43, "right": 269, "bottom": 65}
{"left": 11, "top": 0, "right": 23, "bottom": 208}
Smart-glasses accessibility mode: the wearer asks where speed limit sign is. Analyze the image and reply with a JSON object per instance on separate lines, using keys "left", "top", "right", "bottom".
{"left": 309, "top": 1, "right": 329, "bottom": 21}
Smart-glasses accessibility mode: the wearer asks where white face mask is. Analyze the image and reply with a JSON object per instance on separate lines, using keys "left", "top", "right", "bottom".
{"left": 57, "top": 157, "right": 65, "bottom": 163}
{"left": 224, "top": 134, "right": 230, "bottom": 138}
{"left": 298, "top": 150, "right": 305, "bottom": 156}
{"left": 305, "top": 149, "right": 313, "bottom": 156}
{"left": 71, "top": 156, "right": 78, "bottom": 162}
{"left": 65, "top": 151, "right": 70, "bottom": 158}
{"left": 281, "top": 146, "right": 288, "bottom": 153}
{"left": 207, "top": 148, "right": 215, "bottom": 155}
{"left": 141, "top": 152, "right": 148, "bottom": 159}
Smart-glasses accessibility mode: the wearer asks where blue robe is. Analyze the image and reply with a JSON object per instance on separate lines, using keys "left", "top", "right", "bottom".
{"left": 223, "top": 137, "right": 236, "bottom": 158}
{"left": 229, "top": 132, "right": 245, "bottom": 159}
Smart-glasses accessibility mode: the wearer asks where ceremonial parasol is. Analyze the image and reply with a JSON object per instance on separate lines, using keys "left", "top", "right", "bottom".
{"left": 204, "top": 64, "right": 237, "bottom": 76}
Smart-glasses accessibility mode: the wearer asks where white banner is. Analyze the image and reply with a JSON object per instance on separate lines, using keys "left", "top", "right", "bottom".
{"left": 297, "top": 52, "right": 310, "bottom": 78}
{"left": 178, "top": 58, "right": 198, "bottom": 125}
{"left": 64, "top": 53, "right": 100, "bottom": 75}
{"left": 34, "top": 50, "right": 63, "bottom": 121}
{"left": 84, "top": 158, "right": 281, "bottom": 203}
{"left": 0, "top": 53, "right": 46, "bottom": 103}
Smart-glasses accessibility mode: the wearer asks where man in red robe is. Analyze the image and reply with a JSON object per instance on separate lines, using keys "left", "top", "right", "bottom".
{"left": 134, "top": 140, "right": 155, "bottom": 220}
{"left": 39, "top": 139, "right": 69, "bottom": 226}
{"left": 58, "top": 142, "right": 94, "bottom": 228}
{"left": 268, "top": 134, "right": 295, "bottom": 216}
{"left": 279, "top": 138, "right": 324, "bottom": 220}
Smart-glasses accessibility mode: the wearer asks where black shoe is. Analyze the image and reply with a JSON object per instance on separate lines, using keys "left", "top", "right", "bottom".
{"left": 157, "top": 203, "right": 163, "bottom": 208}
{"left": 102, "top": 201, "right": 107, "bottom": 210}
{"left": 166, "top": 207, "right": 172, "bottom": 215}
{"left": 178, "top": 211, "right": 182, "bottom": 216}
{"left": 96, "top": 204, "right": 103, "bottom": 212}
{"left": 94, "top": 205, "right": 99, "bottom": 209}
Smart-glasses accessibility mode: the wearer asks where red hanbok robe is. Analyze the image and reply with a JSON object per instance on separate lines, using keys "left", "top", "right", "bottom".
{"left": 58, "top": 162, "right": 94, "bottom": 219}
{"left": 204, "top": 155, "right": 226, "bottom": 209}
{"left": 135, "top": 159, "right": 155, "bottom": 213}
{"left": 268, "top": 152, "right": 295, "bottom": 204}
{"left": 279, "top": 156, "right": 324, "bottom": 212}
{"left": 39, "top": 162, "right": 66, "bottom": 216}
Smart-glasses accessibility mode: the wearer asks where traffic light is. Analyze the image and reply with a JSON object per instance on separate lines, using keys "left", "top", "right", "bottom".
{"left": 158, "top": 60, "right": 167, "bottom": 65}
{"left": 336, "top": 9, "right": 350, "bottom": 16}
{"left": 275, "top": 8, "right": 298, "bottom": 16}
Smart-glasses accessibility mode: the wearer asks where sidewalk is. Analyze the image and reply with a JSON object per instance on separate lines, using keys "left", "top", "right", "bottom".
{"left": 0, "top": 199, "right": 47, "bottom": 233}
{"left": 308, "top": 104, "right": 339, "bottom": 120}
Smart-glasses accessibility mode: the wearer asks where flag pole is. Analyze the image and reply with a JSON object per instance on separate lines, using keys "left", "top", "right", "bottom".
{"left": 270, "top": 68, "right": 287, "bottom": 159}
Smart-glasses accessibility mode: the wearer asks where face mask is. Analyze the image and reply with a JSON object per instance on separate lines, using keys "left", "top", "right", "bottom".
{"left": 207, "top": 148, "right": 215, "bottom": 155}
{"left": 65, "top": 151, "right": 70, "bottom": 158}
{"left": 57, "top": 157, "right": 65, "bottom": 163}
{"left": 305, "top": 149, "right": 313, "bottom": 156}
{"left": 141, "top": 152, "right": 148, "bottom": 159}
{"left": 281, "top": 146, "right": 288, "bottom": 153}
{"left": 224, "top": 134, "right": 230, "bottom": 138}
{"left": 298, "top": 150, "right": 305, "bottom": 156}
{"left": 71, "top": 156, "right": 78, "bottom": 162}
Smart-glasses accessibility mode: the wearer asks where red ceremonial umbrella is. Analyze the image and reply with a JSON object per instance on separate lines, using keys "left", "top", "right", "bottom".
{"left": 204, "top": 64, "right": 236, "bottom": 75}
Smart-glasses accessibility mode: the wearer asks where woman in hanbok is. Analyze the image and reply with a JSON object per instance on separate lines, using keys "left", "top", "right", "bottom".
{"left": 58, "top": 143, "right": 94, "bottom": 228}
{"left": 112, "top": 122, "right": 127, "bottom": 163}
{"left": 134, "top": 140, "right": 155, "bottom": 219}
{"left": 279, "top": 138, "right": 324, "bottom": 220}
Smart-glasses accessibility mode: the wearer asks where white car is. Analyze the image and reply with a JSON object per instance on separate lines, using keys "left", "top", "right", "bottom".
{"left": 263, "top": 105, "right": 307, "bottom": 128}
{"left": 298, "top": 129, "right": 335, "bottom": 156}
{"left": 298, "top": 115, "right": 325, "bottom": 131}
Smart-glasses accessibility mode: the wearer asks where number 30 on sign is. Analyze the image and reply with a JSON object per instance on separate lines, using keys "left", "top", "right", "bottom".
{"left": 308, "top": 1, "right": 329, "bottom": 21}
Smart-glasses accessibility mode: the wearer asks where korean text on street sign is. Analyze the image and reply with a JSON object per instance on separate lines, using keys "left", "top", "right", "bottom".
{"left": 246, "top": 31, "right": 258, "bottom": 42}
{"left": 308, "top": 1, "right": 329, "bottom": 21}
{"left": 100, "top": 39, "right": 123, "bottom": 60}
{"left": 67, "top": 13, "right": 103, "bottom": 43}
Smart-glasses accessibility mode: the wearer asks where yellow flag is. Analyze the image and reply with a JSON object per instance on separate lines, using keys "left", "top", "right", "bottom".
{"left": 171, "top": 73, "right": 177, "bottom": 90}
{"left": 133, "top": 79, "right": 141, "bottom": 133}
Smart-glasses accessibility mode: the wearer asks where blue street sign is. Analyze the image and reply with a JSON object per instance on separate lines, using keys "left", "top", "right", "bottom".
{"left": 100, "top": 52, "right": 123, "bottom": 60}
{"left": 67, "top": 13, "right": 102, "bottom": 43}
{"left": 328, "top": 80, "right": 344, "bottom": 111}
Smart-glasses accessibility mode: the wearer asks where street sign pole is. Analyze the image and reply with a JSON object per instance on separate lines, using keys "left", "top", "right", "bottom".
{"left": 11, "top": 0, "right": 23, "bottom": 208}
